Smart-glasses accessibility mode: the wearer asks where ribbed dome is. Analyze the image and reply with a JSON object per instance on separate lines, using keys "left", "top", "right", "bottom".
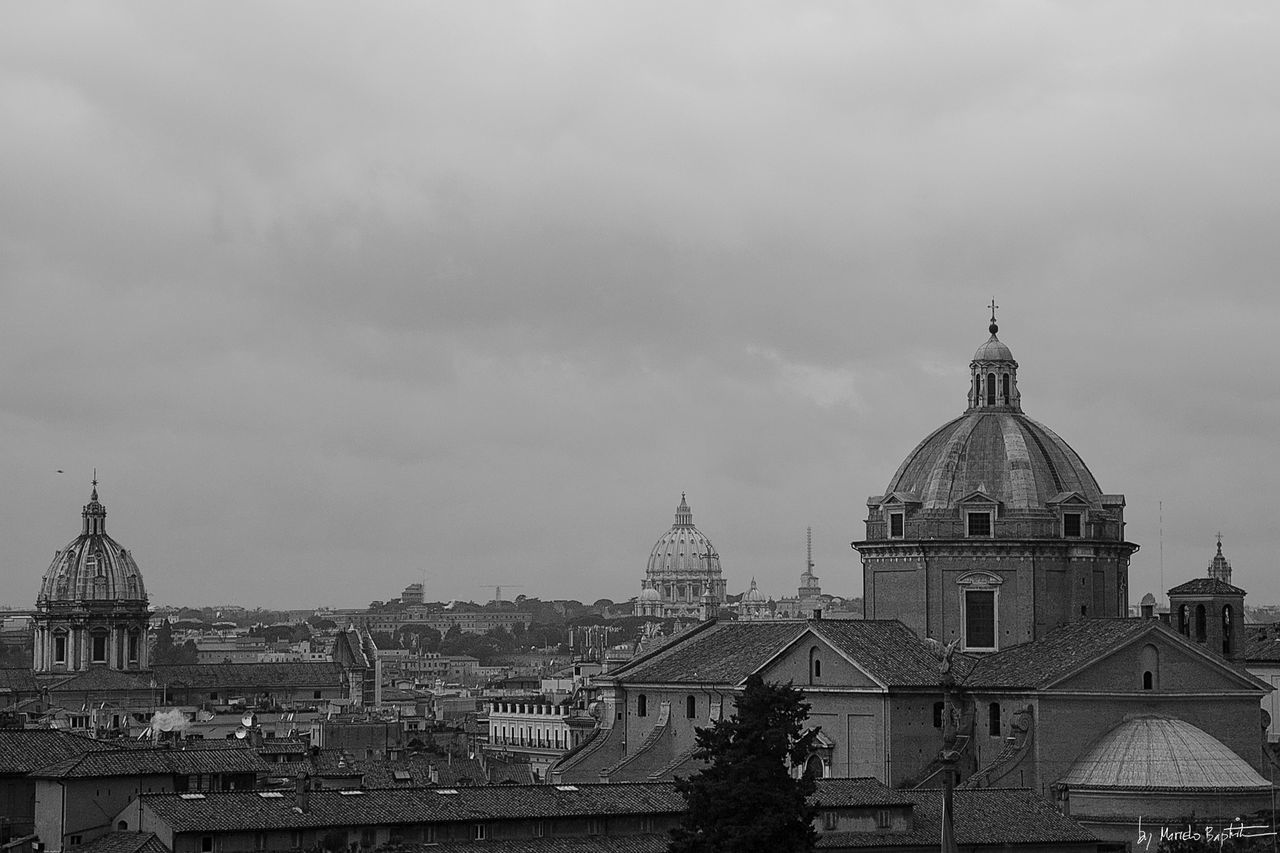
{"left": 885, "top": 411, "right": 1103, "bottom": 511}
{"left": 639, "top": 581, "right": 660, "bottom": 601}
{"left": 744, "top": 578, "right": 765, "bottom": 602}
{"left": 647, "top": 494, "right": 722, "bottom": 576}
{"left": 973, "top": 334, "right": 1014, "bottom": 362}
{"left": 1060, "top": 716, "right": 1269, "bottom": 790}
{"left": 37, "top": 486, "right": 147, "bottom": 605}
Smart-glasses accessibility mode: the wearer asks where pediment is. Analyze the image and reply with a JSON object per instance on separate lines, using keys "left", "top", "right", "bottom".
{"left": 956, "top": 570, "right": 1003, "bottom": 588}
{"left": 1047, "top": 491, "right": 1090, "bottom": 507}
{"left": 882, "top": 491, "right": 920, "bottom": 506}
{"left": 958, "top": 489, "right": 1000, "bottom": 506}
{"left": 754, "top": 629, "right": 884, "bottom": 690}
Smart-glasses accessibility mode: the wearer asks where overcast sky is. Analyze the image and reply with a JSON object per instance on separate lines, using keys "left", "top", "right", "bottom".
{"left": 3, "top": 3, "right": 1279, "bottom": 611}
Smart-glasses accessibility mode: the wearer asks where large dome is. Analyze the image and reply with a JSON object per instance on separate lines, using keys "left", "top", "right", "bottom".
{"left": 1060, "top": 716, "right": 1269, "bottom": 790}
{"left": 647, "top": 494, "right": 722, "bottom": 575}
{"left": 885, "top": 410, "right": 1103, "bottom": 511}
{"left": 37, "top": 485, "right": 147, "bottom": 605}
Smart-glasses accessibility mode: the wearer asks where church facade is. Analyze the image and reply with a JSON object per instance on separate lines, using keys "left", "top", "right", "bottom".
{"left": 854, "top": 313, "right": 1139, "bottom": 652}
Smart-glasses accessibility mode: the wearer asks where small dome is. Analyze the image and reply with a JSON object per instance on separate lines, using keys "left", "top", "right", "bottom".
{"left": 1139, "top": 592, "right": 1157, "bottom": 606}
{"left": 973, "top": 334, "right": 1014, "bottom": 362}
{"left": 37, "top": 485, "right": 147, "bottom": 605}
{"left": 640, "top": 583, "right": 660, "bottom": 601}
{"left": 1060, "top": 716, "right": 1269, "bottom": 790}
{"left": 744, "top": 578, "right": 765, "bottom": 602}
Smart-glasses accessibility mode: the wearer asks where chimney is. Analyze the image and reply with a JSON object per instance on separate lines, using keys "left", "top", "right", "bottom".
{"left": 429, "top": 763, "right": 440, "bottom": 785}
{"left": 295, "top": 773, "right": 311, "bottom": 813}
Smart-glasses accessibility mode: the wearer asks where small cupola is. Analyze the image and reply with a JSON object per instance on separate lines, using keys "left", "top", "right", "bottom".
{"left": 967, "top": 301, "right": 1021, "bottom": 412}
{"left": 82, "top": 475, "right": 107, "bottom": 536}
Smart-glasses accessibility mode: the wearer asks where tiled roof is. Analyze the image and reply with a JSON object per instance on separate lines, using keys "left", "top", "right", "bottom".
{"left": 152, "top": 662, "right": 344, "bottom": 687}
{"left": 31, "top": 744, "right": 271, "bottom": 778}
{"left": 811, "top": 621, "right": 973, "bottom": 687}
{"left": 0, "top": 729, "right": 112, "bottom": 773}
{"left": 1240, "top": 624, "right": 1280, "bottom": 662}
{"left": 1169, "top": 577, "right": 1247, "bottom": 596}
{"left": 138, "top": 784, "right": 687, "bottom": 831}
{"left": 963, "top": 618, "right": 1218, "bottom": 689}
{"left": 808, "top": 778, "right": 912, "bottom": 807}
{"left": 135, "top": 778, "right": 907, "bottom": 832}
{"left": 421, "top": 837, "right": 667, "bottom": 853}
{"left": 0, "top": 667, "right": 40, "bottom": 692}
{"left": 605, "top": 619, "right": 958, "bottom": 689}
{"left": 816, "top": 788, "right": 1097, "bottom": 848}
{"left": 43, "top": 668, "right": 156, "bottom": 693}
{"left": 606, "top": 621, "right": 810, "bottom": 685}
{"left": 70, "top": 832, "right": 169, "bottom": 853}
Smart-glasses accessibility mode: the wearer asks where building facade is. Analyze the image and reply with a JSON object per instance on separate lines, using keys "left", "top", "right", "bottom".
{"left": 855, "top": 315, "right": 1138, "bottom": 652}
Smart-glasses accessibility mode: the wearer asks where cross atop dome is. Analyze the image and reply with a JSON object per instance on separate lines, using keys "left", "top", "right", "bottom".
{"left": 989, "top": 298, "right": 999, "bottom": 335}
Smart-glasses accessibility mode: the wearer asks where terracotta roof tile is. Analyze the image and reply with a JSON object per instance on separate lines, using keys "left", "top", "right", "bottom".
{"left": 152, "top": 662, "right": 344, "bottom": 687}
{"left": 963, "top": 618, "right": 1165, "bottom": 689}
{"left": 32, "top": 744, "right": 271, "bottom": 778}
{"left": 1168, "top": 577, "right": 1247, "bottom": 596}
{"left": 0, "top": 729, "right": 112, "bottom": 773}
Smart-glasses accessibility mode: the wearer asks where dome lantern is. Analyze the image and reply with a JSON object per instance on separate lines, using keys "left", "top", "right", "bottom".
{"left": 967, "top": 300, "right": 1021, "bottom": 412}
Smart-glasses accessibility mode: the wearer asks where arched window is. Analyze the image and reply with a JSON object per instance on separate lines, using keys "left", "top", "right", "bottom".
{"left": 637, "top": 694, "right": 647, "bottom": 717}
{"left": 988, "top": 703, "right": 1001, "bottom": 737}
{"left": 1002, "top": 373, "right": 1010, "bottom": 402}
{"left": 803, "top": 754, "right": 825, "bottom": 779}
{"left": 1223, "top": 605, "right": 1234, "bottom": 654}
{"left": 986, "top": 373, "right": 996, "bottom": 405}
{"left": 1178, "top": 605, "right": 1189, "bottom": 636}
{"left": 809, "top": 646, "right": 822, "bottom": 683}
{"left": 686, "top": 696, "right": 696, "bottom": 719}
{"left": 1140, "top": 644, "right": 1159, "bottom": 690}
{"left": 1195, "top": 605, "right": 1207, "bottom": 642}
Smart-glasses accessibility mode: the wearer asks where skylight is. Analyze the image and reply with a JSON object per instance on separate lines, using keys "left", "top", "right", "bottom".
{"left": 555, "top": 785, "right": 579, "bottom": 792}
{"left": 337, "top": 790, "right": 365, "bottom": 797}
{"left": 178, "top": 793, "right": 206, "bottom": 800}
{"left": 258, "top": 792, "right": 284, "bottom": 799}
{"left": 434, "top": 789, "right": 459, "bottom": 795}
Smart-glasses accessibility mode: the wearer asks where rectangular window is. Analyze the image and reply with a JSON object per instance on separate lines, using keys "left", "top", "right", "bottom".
{"left": 823, "top": 811, "right": 839, "bottom": 830}
{"left": 128, "top": 634, "right": 139, "bottom": 663}
{"left": 201, "top": 837, "right": 213, "bottom": 853}
{"left": 533, "top": 821, "right": 545, "bottom": 838}
{"left": 965, "top": 590, "right": 996, "bottom": 649}
{"left": 473, "top": 824, "right": 487, "bottom": 841}
{"left": 637, "top": 694, "right": 647, "bottom": 717}
{"left": 92, "top": 634, "right": 107, "bottom": 663}
{"left": 889, "top": 512, "right": 904, "bottom": 538}
{"left": 966, "top": 511, "right": 991, "bottom": 537}
{"left": 1063, "top": 512, "right": 1082, "bottom": 538}
{"left": 54, "top": 635, "right": 67, "bottom": 664}
{"left": 876, "top": 809, "right": 893, "bottom": 829}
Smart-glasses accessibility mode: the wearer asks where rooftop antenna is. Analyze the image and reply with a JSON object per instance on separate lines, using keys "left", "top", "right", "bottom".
{"left": 807, "top": 527, "right": 814, "bottom": 571}
{"left": 1158, "top": 501, "right": 1164, "bottom": 595}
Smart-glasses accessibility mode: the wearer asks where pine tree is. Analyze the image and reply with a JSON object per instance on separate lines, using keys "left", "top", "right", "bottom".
{"left": 669, "top": 673, "right": 819, "bottom": 853}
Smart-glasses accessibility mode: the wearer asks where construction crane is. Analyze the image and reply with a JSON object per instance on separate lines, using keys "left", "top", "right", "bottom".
{"left": 478, "top": 584, "right": 523, "bottom": 602}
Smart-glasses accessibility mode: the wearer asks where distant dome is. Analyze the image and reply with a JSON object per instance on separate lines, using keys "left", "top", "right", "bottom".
{"left": 744, "top": 578, "right": 765, "bottom": 602}
{"left": 639, "top": 583, "right": 660, "bottom": 601}
{"left": 1139, "top": 593, "right": 1157, "bottom": 606}
{"left": 885, "top": 411, "right": 1103, "bottom": 511}
{"left": 37, "top": 485, "right": 147, "bottom": 605}
{"left": 647, "top": 494, "right": 722, "bottom": 576}
{"left": 1060, "top": 716, "right": 1269, "bottom": 790}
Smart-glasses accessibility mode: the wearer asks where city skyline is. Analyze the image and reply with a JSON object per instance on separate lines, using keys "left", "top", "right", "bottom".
{"left": 3, "top": 4, "right": 1280, "bottom": 609}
